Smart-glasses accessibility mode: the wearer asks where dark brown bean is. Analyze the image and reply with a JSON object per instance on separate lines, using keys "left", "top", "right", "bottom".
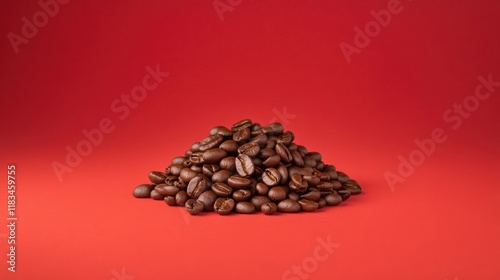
{"left": 249, "top": 133, "right": 268, "bottom": 148}
{"left": 289, "top": 173, "right": 308, "bottom": 193}
{"left": 277, "top": 199, "right": 301, "bottom": 213}
{"left": 164, "top": 196, "right": 177, "bottom": 206}
{"left": 238, "top": 142, "right": 260, "bottom": 157}
{"left": 256, "top": 182, "right": 269, "bottom": 195}
{"left": 180, "top": 168, "right": 198, "bottom": 183}
{"left": 185, "top": 199, "right": 204, "bottom": 215}
{"left": 219, "top": 156, "right": 236, "bottom": 171}
{"left": 171, "top": 156, "right": 187, "bottom": 165}
{"left": 250, "top": 196, "right": 271, "bottom": 210}
{"left": 197, "top": 190, "right": 218, "bottom": 211}
{"left": 263, "top": 154, "right": 281, "bottom": 167}
{"left": 303, "top": 156, "right": 316, "bottom": 167}
{"left": 202, "top": 148, "right": 227, "bottom": 163}
{"left": 262, "top": 122, "right": 284, "bottom": 135}
{"left": 210, "top": 126, "right": 233, "bottom": 137}
{"left": 317, "top": 181, "right": 334, "bottom": 191}
{"left": 175, "top": 191, "right": 189, "bottom": 206}
{"left": 219, "top": 140, "right": 239, "bottom": 153}
{"left": 214, "top": 197, "right": 235, "bottom": 215}
{"left": 259, "top": 148, "right": 276, "bottom": 159}
{"left": 235, "top": 154, "right": 255, "bottom": 176}
{"left": 202, "top": 164, "right": 220, "bottom": 177}
{"left": 307, "top": 152, "right": 322, "bottom": 162}
{"left": 325, "top": 193, "right": 342, "bottom": 206}
{"left": 227, "top": 175, "right": 252, "bottom": 189}
{"left": 261, "top": 202, "right": 278, "bottom": 215}
{"left": 291, "top": 150, "right": 304, "bottom": 167}
{"left": 268, "top": 186, "right": 287, "bottom": 202}
{"left": 317, "top": 198, "right": 326, "bottom": 209}
{"left": 189, "top": 152, "right": 205, "bottom": 165}
{"left": 154, "top": 184, "right": 180, "bottom": 196}
{"left": 262, "top": 168, "right": 281, "bottom": 186}
{"left": 337, "top": 189, "right": 351, "bottom": 201}
{"left": 187, "top": 174, "right": 210, "bottom": 198}
{"left": 233, "top": 189, "right": 252, "bottom": 202}
{"left": 288, "top": 192, "right": 300, "bottom": 201}
{"left": 211, "top": 170, "right": 232, "bottom": 183}
{"left": 233, "top": 127, "right": 251, "bottom": 143}
{"left": 148, "top": 171, "right": 166, "bottom": 184}
{"left": 298, "top": 199, "right": 318, "bottom": 212}
{"left": 337, "top": 171, "right": 350, "bottom": 183}
{"left": 211, "top": 182, "right": 233, "bottom": 197}
{"left": 133, "top": 184, "right": 154, "bottom": 198}
{"left": 277, "top": 131, "right": 294, "bottom": 145}
{"left": 275, "top": 143, "right": 293, "bottom": 163}
{"left": 231, "top": 119, "right": 252, "bottom": 132}
{"left": 235, "top": 201, "right": 256, "bottom": 214}
{"left": 150, "top": 189, "right": 164, "bottom": 200}
{"left": 277, "top": 163, "right": 289, "bottom": 185}
{"left": 300, "top": 189, "right": 321, "bottom": 201}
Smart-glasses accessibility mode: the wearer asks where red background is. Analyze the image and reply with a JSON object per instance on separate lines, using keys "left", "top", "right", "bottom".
{"left": 1, "top": 0, "right": 500, "bottom": 279}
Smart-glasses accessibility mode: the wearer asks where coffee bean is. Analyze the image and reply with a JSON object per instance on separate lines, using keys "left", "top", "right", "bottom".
{"left": 235, "top": 154, "right": 255, "bottom": 176}
{"left": 171, "top": 156, "right": 187, "bottom": 165}
{"left": 197, "top": 190, "right": 218, "bottom": 211}
{"left": 291, "top": 150, "right": 304, "bottom": 167}
{"left": 164, "top": 175, "right": 178, "bottom": 185}
{"left": 298, "top": 199, "right": 318, "bottom": 212}
{"left": 235, "top": 201, "right": 256, "bottom": 214}
{"left": 277, "top": 199, "right": 301, "bottom": 213}
{"left": 211, "top": 182, "right": 233, "bottom": 197}
{"left": 337, "top": 189, "right": 351, "bottom": 201}
{"left": 238, "top": 142, "right": 260, "bottom": 157}
{"left": 150, "top": 189, "right": 165, "bottom": 200}
{"left": 315, "top": 161, "right": 325, "bottom": 170}
{"left": 155, "top": 184, "right": 180, "bottom": 196}
{"left": 324, "top": 193, "right": 342, "bottom": 206}
{"left": 259, "top": 148, "right": 276, "bottom": 159}
{"left": 149, "top": 171, "right": 167, "bottom": 184}
{"left": 275, "top": 143, "right": 293, "bottom": 163}
{"left": 250, "top": 196, "right": 271, "bottom": 210}
{"left": 317, "top": 198, "right": 326, "bottom": 209}
{"left": 261, "top": 202, "right": 278, "bottom": 215}
{"left": 202, "top": 148, "right": 227, "bottom": 163}
{"left": 266, "top": 139, "right": 276, "bottom": 149}
{"left": 233, "top": 127, "right": 251, "bottom": 143}
{"left": 262, "top": 122, "right": 284, "bottom": 135}
{"left": 256, "top": 182, "right": 269, "bottom": 195}
{"left": 191, "top": 142, "right": 201, "bottom": 152}
{"left": 317, "top": 181, "right": 334, "bottom": 191}
{"left": 182, "top": 159, "right": 193, "bottom": 168}
{"left": 252, "top": 157, "right": 263, "bottom": 167}
{"left": 187, "top": 174, "right": 210, "bottom": 198}
{"left": 277, "top": 131, "right": 294, "bottom": 145}
{"left": 262, "top": 168, "right": 281, "bottom": 186}
{"left": 185, "top": 199, "right": 204, "bottom": 215}
{"left": 190, "top": 152, "right": 205, "bottom": 165}
{"left": 198, "top": 134, "right": 224, "bottom": 152}
{"left": 268, "top": 186, "right": 287, "bottom": 202}
{"left": 175, "top": 190, "right": 189, "bottom": 206}
{"left": 212, "top": 170, "right": 232, "bottom": 183}
{"left": 300, "top": 189, "right": 321, "bottom": 201}
{"left": 227, "top": 175, "right": 252, "bottom": 189}
{"left": 249, "top": 133, "right": 268, "bottom": 148}
{"left": 233, "top": 189, "right": 252, "bottom": 202}
{"left": 303, "top": 156, "right": 316, "bottom": 167}
{"left": 166, "top": 164, "right": 184, "bottom": 176}
{"left": 263, "top": 154, "right": 281, "bottom": 167}
{"left": 288, "top": 192, "right": 300, "bottom": 201}
{"left": 307, "top": 152, "right": 322, "bottom": 162}
{"left": 344, "top": 183, "right": 362, "bottom": 195}
{"left": 133, "top": 184, "right": 154, "bottom": 198}
{"left": 296, "top": 145, "right": 308, "bottom": 157}
{"left": 304, "top": 175, "right": 321, "bottom": 186}
{"left": 219, "top": 156, "right": 236, "bottom": 171}
{"left": 277, "top": 163, "right": 289, "bottom": 185}
{"left": 219, "top": 140, "right": 239, "bottom": 153}
{"left": 289, "top": 173, "right": 308, "bottom": 193}
{"left": 180, "top": 168, "right": 198, "bottom": 183}
{"left": 214, "top": 197, "right": 235, "bottom": 215}
{"left": 164, "top": 196, "right": 177, "bottom": 206}
{"left": 232, "top": 119, "right": 252, "bottom": 132}
{"left": 337, "top": 171, "right": 350, "bottom": 183}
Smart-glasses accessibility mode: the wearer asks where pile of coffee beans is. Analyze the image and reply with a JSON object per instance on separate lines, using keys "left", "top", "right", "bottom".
{"left": 133, "top": 119, "right": 362, "bottom": 215}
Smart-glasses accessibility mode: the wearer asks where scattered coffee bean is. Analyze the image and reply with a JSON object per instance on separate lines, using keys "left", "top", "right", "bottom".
{"left": 133, "top": 184, "right": 154, "bottom": 198}
{"left": 235, "top": 201, "right": 256, "bottom": 214}
{"left": 214, "top": 197, "right": 235, "bottom": 215}
{"left": 185, "top": 199, "right": 204, "bottom": 215}
{"left": 149, "top": 171, "right": 166, "bottom": 184}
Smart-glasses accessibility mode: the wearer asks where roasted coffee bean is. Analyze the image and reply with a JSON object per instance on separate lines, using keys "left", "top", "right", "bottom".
{"left": 219, "top": 156, "right": 236, "bottom": 171}
{"left": 172, "top": 156, "right": 187, "bottom": 165}
{"left": 164, "top": 196, "right": 177, "bottom": 206}
{"left": 197, "top": 190, "right": 218, "bottom": 211}
{"left": 202, "top": 164, "right": 220, "bottom": 177}
{"left": 291, "top": 150, "right": 304, "bottom": 167}
{"left": 337, "top": 171, "right": 350, "bottom": 183}
{"left": 256, "top": 182, "right": 269, "bottom": 195}
{"left": 211, "top": 170, "right": 232, "bottom": 183}
{"left": 262, "top": 168, "right": 281, "bottom": 187}
{"left": 254, "top": 166, "right": 263, "bottom": 177}
{"left": 259, "top": 148, "right": 276, "bottom": 159}
{"left": 187, "top": 174, "right": 210, "bottom": 198}
{"left": 190, "top": 152, "right": 205, "bottom": 165}
{"left": 227, "top": 175, "right": 252, "bottom": 189}
{"left": 180, "top": 168, "right": 198, "bottom": 183}
{"left": 210, "top": 126, "right": 232, "bottom": 137}
{"left": 300, "top": 189, "right": 321, "bottom": 201}
{"left": 288, "top": 192, "right": 300, "bottom": 201}
{"left": 275, "top": 143, "right": 293, "bottom": 163}
{"left": 344, "top": 183, "right": 362, "bottom": 195}
{"left": 191, "top": 142, "right": 201, "bottom": 152}
{"left": 185, "top": 150, "right": 193, "bottom": 157}
{"left": 235, "top": 154, "right": 255, "bottom": 176}
{"left": 266, "top": 139, "right": 276, "bottom": 149}
{"left": 175, "top": 191, "right": 189, "bottom": 206}
{"left": 337, "top": 189, "right": 351, "bottom": 201}
{"left": 331, "top": 180, "right": 342, "bottom": 190}
{"left": 133, "top": 184, "right": 154, "bottom": 198}
{"left": 185, "top": 199, "right": 204, "bottom": 215}
{"left": 317, "top": 181, "right": 334, "bottom": 191}
{"left": 233, "top": 127, "right": 251, "bottom": 143}
{"left": 277, "top": 199, "right": 301, "bottom": 213}
{"left": 324, "top": 193, "right": 342, "bottom": 206}
{"left": 262, "top": 122, "right": 284, "bottom": 135}
{"left": 304, "top": 175, "right": 321, "bottom": 186}
{"left": 263, "top": 154, "right": 281, "bottom": 167}
{"left": 296, "top": 145, "right": 308, "bottom": 157}
{"left": 277, "top": 131, "right": 294, "bottom": 145}
{"left": 166, "top": 164, "right": 184, "bottom": 176}
{"left": 164, "top": 175, "right": 178, "bottom": 184}
{"left": 214, "top": 197, "right": 235, "bottom": 215}
{"left": 319, "top": 172, "right": 330, "bottom": 181}
{"left": 250, "top": 196, "right": 271, "bottom": 210}
{"left": 251, "top": 122, "right": 262, "bottom": 131}
{"left": 149, "top": 171, "right": 167, "bottom": 184}
{"left": 233, "top": 189, "right": 252, "bottom": 202}
{"left": 249, "top": 133, "right": 268, "bottom": 148}
{"left": 202, "top": 148, "right": 227, "bottom": 163}
{"left": 150, "top": 189, "right": 165, "bottom": 200}
{"left": 252, "top": 157, "right": 263, "bottom": 167}
{"left": 182, "top": 159, "right": 193, "bottom": 168}
{"left": 298, "top": 199, "right": 319, "bottom": 212}
{"left": 212, "top": 182, "right": 233, "bottom": 197}
{"left": 174, "top": 180, "right": 187, "bottom": 190}
{"left": 289, "top": 173, "right": 308, "bottom": 193}
{"left": 235, "top": 201, "right": 256, "bottom": 214}
{"left": 307, "top": 152, "right": 322, "bottom": 162}
{"left": 219, "top": 140, "right": 239, "bottom": 153}
{"left": 315, "top": 161, "right": 325, "bottom": 170}
{"left": 190, "top": 164, "right": 202, "bottom": 173}
{"left": 261, "top": 202, "right": 278, "bottom": 215}
{"left": 232, "top": 119, "right": 252, "bottom": 132}
{"left": 238, "top": 142, "right": 260, "bottom": 157}
{"left": 303, "top": 156, "right": 316, "bottom": 167}
{"left": 277, "top": 163, "right": 289, "bottom": 185}
{"left": 268, "top": 186, "right": 287, "bottom": 202}
{"left": 288, "top": 143, "right": 298, "bottom": 150}
{"left": 198, "top": 134, "right": 224, "bottom": 152}
{"left": 155, "top": 184, "right": 180, "bottom": 196}
{"left": 317, "top": 198, "right": 326, "bottom": 209}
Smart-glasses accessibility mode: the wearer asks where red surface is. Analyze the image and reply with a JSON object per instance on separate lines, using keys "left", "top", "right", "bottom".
{"left": 1, "top": 1, "right": 500, "bottom": 279}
